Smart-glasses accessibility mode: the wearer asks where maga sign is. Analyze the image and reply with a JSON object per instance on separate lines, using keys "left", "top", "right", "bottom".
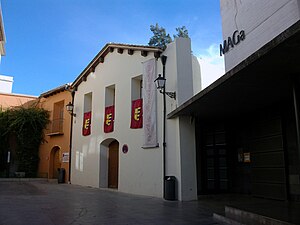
{"left": 220, "top": 30, "right": 245, "bottom": 56}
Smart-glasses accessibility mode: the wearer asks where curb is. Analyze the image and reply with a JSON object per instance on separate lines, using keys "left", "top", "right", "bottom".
{"left": 0, "top": 178, "right": 48, "bottom": 182}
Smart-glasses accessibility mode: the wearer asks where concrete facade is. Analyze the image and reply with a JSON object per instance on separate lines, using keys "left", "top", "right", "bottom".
{"left": 71, "top": 38, "right": 201, "bottom": 201}
{"left": 220, "top": 0, "right": 300, "bottom": 71}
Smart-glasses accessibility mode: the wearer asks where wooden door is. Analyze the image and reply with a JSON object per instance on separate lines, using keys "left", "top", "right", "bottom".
{"left": 108, "top": 141, "right": 119, "bottom": 188}
{"left": 53, "top": 149, "right": 61, "bottom": 179}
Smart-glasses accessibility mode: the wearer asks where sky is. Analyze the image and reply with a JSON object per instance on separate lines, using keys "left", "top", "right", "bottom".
{"left": 1, "top": 0, "right": 225, "bottom": 96}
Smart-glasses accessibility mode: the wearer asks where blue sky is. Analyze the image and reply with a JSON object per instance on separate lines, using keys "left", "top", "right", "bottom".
{"left": 1, "top": 0, "right": 224, "bottom": 96}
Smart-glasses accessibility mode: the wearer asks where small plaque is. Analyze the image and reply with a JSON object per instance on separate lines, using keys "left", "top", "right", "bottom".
{"left": 62, "top": 153, "right": 69, "bottom": 162}
{"left": 122, "top": 144, "right": 128, "bottom": 154}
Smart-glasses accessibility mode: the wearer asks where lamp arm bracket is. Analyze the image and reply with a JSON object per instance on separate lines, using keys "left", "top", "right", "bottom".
{"left": 165, "top": 91, "right": 176, "bottom": 100}
{"left": 158, "top": 90, "right": 176, "bottom": 99}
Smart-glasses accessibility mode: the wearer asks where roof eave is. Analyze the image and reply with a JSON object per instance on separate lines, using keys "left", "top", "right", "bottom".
{"left": 40, "top": 83, "right": 71, "bottom": 98}
{"left": 71, "top": 43, "right": 163, "bottom": 89}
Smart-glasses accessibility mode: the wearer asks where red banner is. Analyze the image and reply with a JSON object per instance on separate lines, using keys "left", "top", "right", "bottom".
{"left": 130, "top": 99, "right": 143, "bottom": 129}
{"left": 104, "top": 105, "right": 114, "bottom": 133}
{"left": 82, "top": 111, "right": 91, "bottom": 136}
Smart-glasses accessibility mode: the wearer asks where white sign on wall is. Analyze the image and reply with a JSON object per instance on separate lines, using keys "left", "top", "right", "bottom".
{"left": 62, "top": 153, "right": 69, "bottom": 163}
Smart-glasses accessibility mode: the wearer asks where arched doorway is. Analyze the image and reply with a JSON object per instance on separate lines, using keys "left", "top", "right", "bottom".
{"left": 108, "top": 141, "right": 119, "bottom": 188}
{"left": 50, "top": 146, "right": 61, "bottom": 179}
{"left": 99, "top": 139, "right": 119, "bottom": 189}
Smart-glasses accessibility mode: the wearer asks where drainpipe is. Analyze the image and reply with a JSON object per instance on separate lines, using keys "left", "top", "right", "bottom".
{"left": 65, "top": 85, "right": 76, "bottom": 184}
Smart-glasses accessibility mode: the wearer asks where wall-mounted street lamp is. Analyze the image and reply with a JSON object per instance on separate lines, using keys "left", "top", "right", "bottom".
{"left": 66, "top": 102, "right": 76, "bottom": 117}
{"left": 154, "top": 55, "right": 177, "bottom": 200}
{"left": 154, "top": 74, "right": 176, "bottom": 99}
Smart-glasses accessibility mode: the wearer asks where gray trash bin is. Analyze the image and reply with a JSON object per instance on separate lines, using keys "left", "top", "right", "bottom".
{"left": 57, "top": 168, "right": 65, "bottom": 183}
{"left": 164, "top": 176, "right": 176, "bottom": 200}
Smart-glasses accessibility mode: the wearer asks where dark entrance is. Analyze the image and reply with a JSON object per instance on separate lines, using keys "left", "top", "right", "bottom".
{"left": 198, "top": 124, "right": 229, "bottom": 194}
{"left": 196, "top": 111, "right": 288, "bottom": 200}
{"left": 243, "top": 115, "right": 287, "bottom": 200}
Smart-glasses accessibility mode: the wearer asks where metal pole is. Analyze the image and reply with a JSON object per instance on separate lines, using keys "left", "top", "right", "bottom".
{"left": 161, "top": 55, "right": 167, "bottom": 198}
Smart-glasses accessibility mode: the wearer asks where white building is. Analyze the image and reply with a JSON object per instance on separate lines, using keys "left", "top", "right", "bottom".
{"left": 0, "top": 75, "right": 13, "bottom": 93}
{"left": 220, "top": 0, "right": 300, "bottom": 71}
{"left": 70, "top": 38, "right": 201, "bottom": 201}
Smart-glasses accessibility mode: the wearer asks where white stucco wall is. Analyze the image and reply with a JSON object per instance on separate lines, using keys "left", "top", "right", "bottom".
{"left": 163, "top": 38, "right": 199, "bottom": 200}
{"left": 192, "top": 55, "right": 202, "bottom": 94}
{"left": 71, "top": 39, "right": 200, "bottom": 200}
{"left": 71, "top": 50, "right": 163, "bottom": 197}
{"left": 220, "top": 0, "right": 300, "bottom": 71}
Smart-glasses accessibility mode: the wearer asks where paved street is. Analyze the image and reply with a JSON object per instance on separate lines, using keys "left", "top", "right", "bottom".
{"left": 0, "top": 180, "right": 224, "bottom": 225}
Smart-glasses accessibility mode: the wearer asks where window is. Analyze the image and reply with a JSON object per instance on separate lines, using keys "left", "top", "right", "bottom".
{"left": 105, "top": 85, "right": 115, "bottom": 107}
{"left": 84, "top": 92, "right": 93, "bottom": 113}
{"left": 130, "top": 75, "right": 143, "bottom": 129}
{"left": 104, "top": 85, "right": 115, "bottom": 133}
{"left": 82, "top": 92, "right": 92, "bottom": 136}
{"left": 131, "top": 75, "right": 143, "bottom": 101}
{"left": 48, "top": 100, "right": 64, "bottom": 135}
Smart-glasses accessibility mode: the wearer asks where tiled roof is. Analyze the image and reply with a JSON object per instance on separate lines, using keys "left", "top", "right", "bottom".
{"left": 40, "top": 83, "right": 71, "bottom": 98}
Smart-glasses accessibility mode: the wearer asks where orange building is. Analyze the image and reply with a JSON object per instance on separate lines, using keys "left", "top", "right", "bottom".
{"left": 0, "top": 92, "right": 37, "bottom": 109}
{"left": 37, "top": 84, "right": 72, "bottom": 183}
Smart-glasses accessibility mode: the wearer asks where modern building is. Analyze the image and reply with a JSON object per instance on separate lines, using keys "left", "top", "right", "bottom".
{"left": 70, "top": 39, "right": 201, "bottom": 200}
{"left": 169, "top": 0, "right": 300, "bottom": 202}
{"left": 38, "top": 84, "right": 72, "bottom": 183}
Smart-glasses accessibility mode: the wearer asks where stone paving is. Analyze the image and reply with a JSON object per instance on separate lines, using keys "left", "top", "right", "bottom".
{"left": 0, "top": 180, "right": 225, "bottom": 225}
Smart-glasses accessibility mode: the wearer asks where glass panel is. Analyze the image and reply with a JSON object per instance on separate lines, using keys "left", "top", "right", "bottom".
{"left": 205, "top": 134, "right": 214, "bottom": 145}
{"left": 206, "top": 149, "right": 214, "bottom": 156}
{"left": 220, "top": 169, "right": 227, "bottom": 179}
{"left": 220, "top": 181, "right": 228, "bottom": 190}
{"left": 207, "top": 180, "right": 215, "bottom": 189}
{"left": 207, "top": 168, "right": 214, "bottom": 179}
{"left": 215, "top": 132, "right": 226, "bottom": 144}
{"left": 219, "top": 158, "right": 227, "bottom": 167}
{"left": 207, "top": 158, "right": 214, "bottom": 167}
{"left": 219, "top": 149, "right": 226, "bottom": 155}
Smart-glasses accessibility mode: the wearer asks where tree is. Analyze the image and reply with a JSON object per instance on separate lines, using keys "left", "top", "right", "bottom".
{"left": 148, "top": 23, "right": 172, "bottom": 50}
{"left": 0, "top": 106, "right": 49, "bottom": 177}
{"left": 148, "top": 24, "right": 189, "bottom": 50}
{"left": 173, "top": 26, "right": 189, "bottom": 39}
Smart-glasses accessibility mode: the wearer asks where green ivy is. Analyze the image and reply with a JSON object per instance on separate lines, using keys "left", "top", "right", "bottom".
{"left": 0, "top": 106, "right": 49, "bottom": 177}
